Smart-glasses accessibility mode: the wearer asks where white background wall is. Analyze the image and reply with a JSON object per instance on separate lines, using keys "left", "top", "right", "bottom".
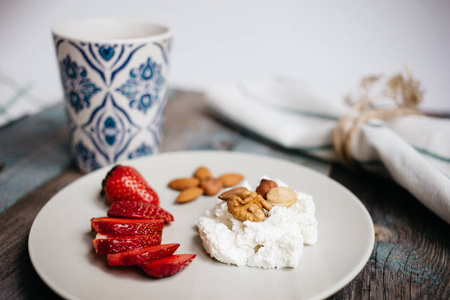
{"left": 1, "top": 0, "right": 449, "bottom": 111}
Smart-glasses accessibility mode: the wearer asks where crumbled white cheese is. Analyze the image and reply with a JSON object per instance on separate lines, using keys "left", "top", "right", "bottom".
{"left": 196, "top": 179, "right": 318, "bottom": 269}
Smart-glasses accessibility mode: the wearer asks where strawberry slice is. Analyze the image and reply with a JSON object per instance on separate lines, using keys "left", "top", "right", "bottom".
{"left": 101, "top": 165, "right": 159, "bottom": 206}
{"left": 90, "top": 217, "right": 164, "bottom": 235}
{"left": 108, "top": 200, "right": 174, "bottom": 222}
{"left": 140, "top": 254, "right": 196, "bottom": 278}
{"left": 107, "top": 243, "right": 180, "bottom": 266}
{"left": 93, "top": 233, "right": 162, "bottom": 255}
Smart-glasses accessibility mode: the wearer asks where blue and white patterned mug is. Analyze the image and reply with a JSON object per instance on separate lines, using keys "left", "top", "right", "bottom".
{"left": 52, "top": 19, "right": 172, "bottom": 173}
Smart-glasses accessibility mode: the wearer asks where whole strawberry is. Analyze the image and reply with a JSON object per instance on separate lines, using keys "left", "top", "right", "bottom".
{"left": 101, "top": 165, "right": 159, "bottom": 206}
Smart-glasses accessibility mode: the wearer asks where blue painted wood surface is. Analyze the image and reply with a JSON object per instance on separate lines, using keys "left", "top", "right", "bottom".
{"left": 0, "top": 104, "right": 71, "bottom": 212}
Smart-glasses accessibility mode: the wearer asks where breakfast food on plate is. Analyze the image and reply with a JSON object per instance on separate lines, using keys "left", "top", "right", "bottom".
{"left": 168, "top": 166, "right": 244, "bottom": 203}
{"left": 90, "top": 217, "right": 164, "bottom": 235}
{"left": 197, "top": 177, "right": 318, "bottom": 269}
{"left": 140, "top": 254, "right": 197, "bottom": 278}
{"left": 199, "top": 177, "right": 223, "bottom": 196}
{"left": 255, "top": 179, "right": 277, "bottom": 198}
{"left": 93, "top": 233, "right": 163, "bottom": 255}
{"left": 218, "top": 173, "right": 245, "bottom": 187}
{"left": 168, "top": 177, "right": 201, "bottom": 190}
{"left": 90, "top": 165, "right": 195, "bottom": 278}
{"left": 107, "top": 200, "right": 174, "bottom": 222}
{"left": 176, "top": 187, "right": 205, "bottom": 203}
{"left": 107, "top": 244, "right": 180, "bottom": 266}
{"left": 226, "top": 189, "right": 272, "bottom": 222}
{"left": 101, "top": 165, "right": 159, "bottom": 206}
{"left": 193, "top": 166, "right": 212, "bottom": 180}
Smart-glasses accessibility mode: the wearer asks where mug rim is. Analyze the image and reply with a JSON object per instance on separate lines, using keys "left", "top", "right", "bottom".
{"left": 52, "top": 18, "right": 173, "bottom": 44}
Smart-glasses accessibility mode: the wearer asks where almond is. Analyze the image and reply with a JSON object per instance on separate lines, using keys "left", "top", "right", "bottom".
{"left": 266, "top": 187, "right": 297, "bottom": 208}
{"left": 168, "top": 177, "right": 200, "bottom": 191}
{"left": 200, "top": 177, "right": 223, "bottom": 196}
{"left": 218, "top": 187, "right": 248, "bottom": 201}
{"left": 176, "top": 187, "right": 204, "bottom": 203}
{"left": 193, "top": 166, "right": 212, "bottom": 180}
{"left": 218, "top": 173, "right": 244, "bottom": 187}
{"left": 255, "top": 179, "right": 278, "bottom": 199}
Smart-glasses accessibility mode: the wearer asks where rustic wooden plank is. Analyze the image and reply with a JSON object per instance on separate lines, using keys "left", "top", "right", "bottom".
{"left": 0, "top": 167, "right": 82, "bottom": 300}
{"left": 328, "top": 163, "right": 450, "bottom": 300}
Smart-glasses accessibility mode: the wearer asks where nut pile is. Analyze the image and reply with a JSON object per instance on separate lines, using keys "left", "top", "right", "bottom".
{"left": 168, "top": 166, "right": 244, "bottom": 203}
{"left": 218, "top": 179, "right": 297, "bottom": 222}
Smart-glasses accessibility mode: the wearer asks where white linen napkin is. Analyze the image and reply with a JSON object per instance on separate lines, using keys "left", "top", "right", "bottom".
{"left": 0, "top": 73, "right": 58, "bottom": 127}
{"left": 205, "top": 79, "right": 450, "bottom": 224}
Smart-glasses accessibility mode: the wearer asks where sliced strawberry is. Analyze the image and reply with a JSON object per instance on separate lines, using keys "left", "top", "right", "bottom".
{"left": 90, "top": 217, "right": 164, "bottom": 235}
{"left": 140, "top": 254, "right": 196, "bottom": 278}
{"left": 93, "top": 233, "right": 162, "bottom": 255}
{"left": 101, "top": 165, "right": 159, "bottom": 206}
{"left": 107, "top": 243, "right": 180, "bottom": 266}
{"left": 107, "top": 200, "right": 174, "bottom": 222}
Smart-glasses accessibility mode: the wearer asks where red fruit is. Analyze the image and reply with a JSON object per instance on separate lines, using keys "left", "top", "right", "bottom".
{"left": 101, "top": 165, "right": 159, "bottom": 206}
{"left": 93, "top": 233, "right": 162, "bottom": 255}
{"left": 107, "top": 243, "right": 180, "bottom": 266}
{"left": 140, "top": 254, "right": 196, "bottom": 278}
{"left": 108, "top": 200, "right": 174, "bottom": 223}
{"left": 90, "top": 217, "right": 164, "bottom": 235}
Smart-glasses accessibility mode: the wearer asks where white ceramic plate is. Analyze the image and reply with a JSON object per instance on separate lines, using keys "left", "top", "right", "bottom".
{"left": 29, "top": 151, "right": 374, "bottom": 300}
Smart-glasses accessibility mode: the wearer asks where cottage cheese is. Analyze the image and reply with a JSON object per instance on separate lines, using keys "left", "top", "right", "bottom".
{"left": 196, "top": 178, "right": 318, "bottom": 269}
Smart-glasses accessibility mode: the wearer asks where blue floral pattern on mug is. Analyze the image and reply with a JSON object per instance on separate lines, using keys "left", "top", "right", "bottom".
{"left": 59, "top": 55, "right": 101, "bottom": 113}
{"left": 74, "top": 140, "right": 102, "bottom": 171}
{"left": 97, "top": 44, "right": 116, "bottom": 61}
{"left": 128, "top": 143, "right": 154, "bottom": 159}
{"left": 116, "top": 58, "right": 165, "bottom": 113}
{"left": 82, "top": 93, "right": 141, "bottom": 164}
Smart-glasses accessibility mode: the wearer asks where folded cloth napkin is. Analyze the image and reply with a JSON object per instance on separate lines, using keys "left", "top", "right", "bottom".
{"left": 205, "top": 78, "right": 450, "bottom": 224}
{"left": 0, "top": 73, "right": 58, "bottom": 127}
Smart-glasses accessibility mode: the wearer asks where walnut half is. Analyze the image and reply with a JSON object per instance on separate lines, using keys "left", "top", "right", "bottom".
{"left": 227, "top": 189, "right": 273, "bottom": 222}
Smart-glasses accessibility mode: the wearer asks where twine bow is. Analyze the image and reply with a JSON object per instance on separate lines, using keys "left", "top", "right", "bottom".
{"left": 333, "top": 68, "right": 424, "bottom": 168}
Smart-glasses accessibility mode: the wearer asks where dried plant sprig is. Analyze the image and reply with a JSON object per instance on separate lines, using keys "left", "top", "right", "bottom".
{"left": 334, "top": 67, "right": 424, "bottom": 168}
{"left": 346, "top": 67, "right": 424, "bottom": 110}
{"left": 384, "top": 68, "right": 424, "bottom": 108}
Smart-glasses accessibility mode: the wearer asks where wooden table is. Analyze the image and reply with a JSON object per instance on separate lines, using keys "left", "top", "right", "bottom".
{"left": 1, "top": 90, "right": 449, "bottom": 299}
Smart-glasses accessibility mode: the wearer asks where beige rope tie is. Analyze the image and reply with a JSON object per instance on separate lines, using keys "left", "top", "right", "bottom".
{"left": 332, "top": 69, "right": 424, "bottom": 168}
